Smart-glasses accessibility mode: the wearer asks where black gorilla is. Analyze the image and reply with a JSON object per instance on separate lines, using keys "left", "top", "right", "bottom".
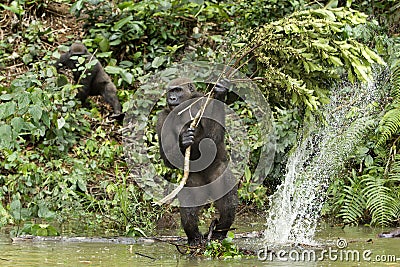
{"left": 156, "top": 78, "right": 238, "bottom": 246}
{"left": 55, "top": 43, "right": 123, "bottom": 119}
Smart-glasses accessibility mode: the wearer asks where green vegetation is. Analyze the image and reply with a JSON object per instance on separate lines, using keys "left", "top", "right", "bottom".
{"left": 0, "top": 0, "right": 400, "bottom": 253}
{"left": 204, "top": 232, "right": 243, "bottom": 259}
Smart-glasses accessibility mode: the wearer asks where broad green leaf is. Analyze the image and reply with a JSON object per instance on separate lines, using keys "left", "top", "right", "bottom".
{"left": 364, "top": 47, "right": 386, "bottom": 65}
{"left": 36, "top": 228, "right": 48, "bottom": 236}
{"left": 211, "top": 35, "right": 223, "bottom": 42}
{"left": 120, "top": 70, "right": 133, "bottom": 84}
{"left": 227, "top": 231, "right": 235, "bottom": 239}
{"left": 77, "top": 179, "right": 87, "bottom": 192}
{"left": 360, "top": 48, "right": 374, "bottom": 64}
{"left": 18, "top": 93, "right": 30, "bottom": 110}
{"left": 365, "top": 155, "right": 373, "bottom": 167}
{"left": 311, "top": 40, "right": 336, "bottom": 52}
{"left": 10, "top": 198, "right": 21, "bottom": 220}
{"left": 109, "top": 39, "right": 121, "bottom": 46}
{"left": 0, "top": 2, "right": 24, "bottom": 15}
{"left": 41, "top": 112, "right": 50, "bottom": 128}
{"left": 57, "top": 117, "right": 65, "bottom": 129}
{"left": 99, "top": 37, "right": 110, "bottom": 52}
{"left": 0, "top": 94, "right": 12, "bottom": 100}
{"left": 311, "top": 9, "right": 336, "bottom": 21}
{"left": 329, "top": 56, "right": 343, "bottom": 66}
{"left": 29, "top": 105, "right": 43, "bottom": 123}
{"left": 11, "top": 117, "right": 24, "bottom": 133}
{"left": 0, "top": 102, "right": 16, "bottom": 119}
{"left": 112, "top": 15, "right": 133, "bottom": 31}
{"left": 77, "top": 56, "right": 85, "bottom": 65}
{"left": 38, "top": 204, "right": 55, "bottom": 220}
{"left": 151, "top": 56, "right": 166, "bottom": 69}
{"left": 352, "top": 63, "right": 370, "bottom": 82}
{"left": 46, "top": 225, "right": 60, "bottom": 236}
{"left": 96, "top": 52, "right": 113, "bottom": 58}
{"left": 161, "top": 67, "right": 179, "bottom": 78}
{"left": 105, "top": 66, "right": 122, "bottom": 74}
{"left": 70, "top": 0, "right": 84, "bottom": 12}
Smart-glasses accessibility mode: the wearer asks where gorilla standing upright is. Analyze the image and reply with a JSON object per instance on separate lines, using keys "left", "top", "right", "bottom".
{"left": 156, "top": 78, "right": 238, "bottom": 246}
{"left": 55, "top": 43, "right": 122, "bottom": 119}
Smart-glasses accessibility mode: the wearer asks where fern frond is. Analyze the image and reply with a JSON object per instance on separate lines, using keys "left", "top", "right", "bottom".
{"left": 362, "top": 175, "right": 396, "bottom": 226}
{"left": 377, "top": 107, "right": 400, "bottom": 146}
{"left": 346, "top": 116, "right": 377, "bottom": 143}
{"left": 389, "top": 189, "right": 400, "bottom": 221}
{"left": 337, "top": 174, "right": 366, "bottom": 225}
{"left": 388, "top": 154, "right": 400, "bottom": 182}
{"left": 388, "top": 190, "right": 400, "bottom": 222}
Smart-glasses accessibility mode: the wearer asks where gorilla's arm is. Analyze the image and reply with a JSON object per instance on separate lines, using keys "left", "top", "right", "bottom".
{"left": 55, "top": 52, "right": 74, "bottom": 71}
{"left": 157, "top": 109, "right": 179, "bottom": 169}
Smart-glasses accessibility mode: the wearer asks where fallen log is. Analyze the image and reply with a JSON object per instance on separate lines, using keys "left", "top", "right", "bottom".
{"left": 11, "top": 230, "right": 264, "bottom": 244}
{"left": 378, "top": 228, "right": 400, "bottom": 238}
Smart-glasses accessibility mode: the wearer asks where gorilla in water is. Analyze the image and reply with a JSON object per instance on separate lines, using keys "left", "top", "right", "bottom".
{"left": 156, "top": 77, "right": 238, "bottom": 246}
{"left": 55, "top": 43, "right": 123, "bottom": 119}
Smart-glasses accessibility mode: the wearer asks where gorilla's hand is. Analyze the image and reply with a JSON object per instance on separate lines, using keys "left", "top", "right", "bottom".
{"left": 180, "top": 127, "right": 196, "bottom": 149}
{"left": 213, "top": 78, "right": 230, "bottom": 101}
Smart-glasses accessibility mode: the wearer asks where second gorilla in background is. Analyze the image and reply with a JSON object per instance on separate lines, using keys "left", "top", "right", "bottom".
{"left": 56, "top": 43, "right": 123, "bottom": 119}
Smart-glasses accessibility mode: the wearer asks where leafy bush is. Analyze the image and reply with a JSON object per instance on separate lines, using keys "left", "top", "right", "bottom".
{"left": 237, "top": 7, "right": 385, "bottom": 113}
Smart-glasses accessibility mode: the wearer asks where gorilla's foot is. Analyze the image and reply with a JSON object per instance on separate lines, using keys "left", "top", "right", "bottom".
{"left": 188, "top": 235, "right": 204, "bottom": 246}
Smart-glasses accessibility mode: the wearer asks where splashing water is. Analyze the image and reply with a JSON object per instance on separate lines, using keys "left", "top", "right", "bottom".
{"left": 263, "top": 70, "right": 385, "bottom": 245}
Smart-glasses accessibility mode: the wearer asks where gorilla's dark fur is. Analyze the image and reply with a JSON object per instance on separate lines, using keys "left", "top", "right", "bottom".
{"left": 156, "top": 78, "right": 238, "bottom": 246}
{"left": 56, "top": 43, "right": 122, "bottom": 118}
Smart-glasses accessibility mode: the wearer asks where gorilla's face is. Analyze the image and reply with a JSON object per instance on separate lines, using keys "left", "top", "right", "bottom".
{"left": 166, "top": 86, "right": 192, "bottom": 110}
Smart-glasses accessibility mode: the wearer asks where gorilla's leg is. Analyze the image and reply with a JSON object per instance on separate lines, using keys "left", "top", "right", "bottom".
{"left": 204, "top": 163, "right": 238, "bottom": 240}
{"left": 180, "top": 206, "right": 203, "bottom": 246}
{"left": 101, "top": 83, "right": 122, "bottom": 116}
{"left": 178, "top": 173, "right": 207, "bottom": 246}
{"left": 76, "top": 86, "right": 90, "bottom": 107}
{"left": 213, "top": 184, "right": 238, "bottom": 240}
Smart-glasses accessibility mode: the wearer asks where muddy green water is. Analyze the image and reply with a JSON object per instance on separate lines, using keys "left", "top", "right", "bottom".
{"left": 1, "top": 221, "right": 400, "bottom": 266}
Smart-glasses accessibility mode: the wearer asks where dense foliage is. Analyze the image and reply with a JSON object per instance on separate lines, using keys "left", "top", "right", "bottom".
{"left": 0, "top": 0, "right": 399, "bottom": 243}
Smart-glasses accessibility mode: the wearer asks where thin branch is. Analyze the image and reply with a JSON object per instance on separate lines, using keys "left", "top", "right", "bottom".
{"left": 77, "top": 49, "right": 98, "bottom": 84}
{"left": 226, "top": 44, "right": 262, "bottom": 77}
{"left": 228, "top": 55, "right": 255, "bottom": 78}
{"left": 135, "top": 252, "right": 157, "bottom": 260}
{"left": 230, "top": 77, "right": 267, "bottom": 83}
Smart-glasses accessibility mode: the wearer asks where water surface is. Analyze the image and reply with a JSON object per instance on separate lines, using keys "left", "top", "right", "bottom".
{"left": 1, "top": 222, "right": 400, "bottom": 266}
